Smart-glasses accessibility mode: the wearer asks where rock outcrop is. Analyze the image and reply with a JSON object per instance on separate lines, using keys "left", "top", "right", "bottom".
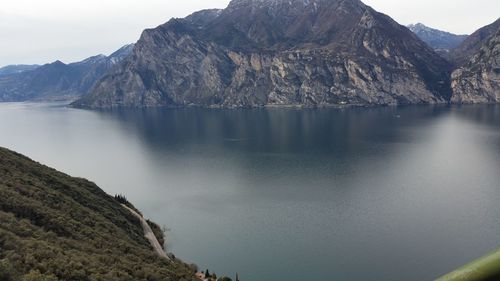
{"left": 74, "top": 0, "right": 452, "bottom": 108}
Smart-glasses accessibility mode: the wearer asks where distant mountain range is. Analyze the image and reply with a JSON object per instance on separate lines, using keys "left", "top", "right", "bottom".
{"left": 0, "top": 64, "right": 40, "bottom": 76}
{"left": 407, "top": 23, "right": 467, "bottom": 54}
{"left": 0, "top": 44, "right": 134, "bottom": 102}
{"left": 0, "top": 0, "right": 498, "bottom": 107}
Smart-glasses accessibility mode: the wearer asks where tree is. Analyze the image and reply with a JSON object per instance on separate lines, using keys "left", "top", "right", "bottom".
{"left": 114, "top": 194, "right": 129, "bottom": 204}
{"left": 205, "top": 269, "right": 210, "bottom": 279}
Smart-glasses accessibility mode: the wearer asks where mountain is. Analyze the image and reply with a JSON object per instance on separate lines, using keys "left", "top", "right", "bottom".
{"left": 74, "top": 0, "right": 452, "bottom": 109}
{"left": 450, "top": 18, "right": 500, "bottom": 66}
{"left": 407, "top": 23, "right": 467, "bottom": 54}
{"left": 0, "top": 65, "right": 40, "bottom": 77}
{"left": 0, "top": 44, "right": 134, "bottom": 102}
{"left": 107, "top": 44, "right": 136, "bottom": 64}
{"left": 0, "top": 146, "right": 197, "bottom": 280}
{"left": 451, "top": 27, "right": 499, "bottom": 103}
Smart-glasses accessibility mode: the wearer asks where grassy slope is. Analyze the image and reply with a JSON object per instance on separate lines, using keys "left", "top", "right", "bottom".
{"left": 0, "top": 147, "right": 197, "bottom": 281}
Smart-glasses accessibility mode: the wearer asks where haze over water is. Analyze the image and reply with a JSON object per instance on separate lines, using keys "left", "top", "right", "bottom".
{"left": 1, "top": 103, "right": 500, "bottom": 281}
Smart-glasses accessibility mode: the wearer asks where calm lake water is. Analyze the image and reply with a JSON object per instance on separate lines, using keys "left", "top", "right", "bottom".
{"left": 1, "top": 102, "right": 500, "bottom": 281}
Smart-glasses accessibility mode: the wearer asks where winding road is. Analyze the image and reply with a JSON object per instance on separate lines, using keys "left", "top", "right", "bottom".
{"left": 121, "top": 204, "right": 170, "bottom": 260}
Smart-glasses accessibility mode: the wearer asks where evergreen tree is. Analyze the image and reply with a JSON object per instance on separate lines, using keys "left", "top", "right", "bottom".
{"left": 205, "top": 269, "right": 210, "bottom": 279}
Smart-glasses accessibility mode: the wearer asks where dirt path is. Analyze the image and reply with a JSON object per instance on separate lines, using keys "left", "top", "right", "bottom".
{"left": 121, "top": 204, "right": 170, "bottom": 260}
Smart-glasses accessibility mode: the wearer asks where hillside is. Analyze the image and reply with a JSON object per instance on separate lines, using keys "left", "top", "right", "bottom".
{"left": 0, "top": 147, "right": 197, "bottom": 281}
{"left": 74, "top": 0, "right": 452, "bottom": 108}
{"left": 0, "top": 44, "right": 134, "bottom": 102}
{"left": 450, "top": 18, "right": 500, "bottom": 66}
{"left": 451, "top": 27, "right": 500, "bottom": 103}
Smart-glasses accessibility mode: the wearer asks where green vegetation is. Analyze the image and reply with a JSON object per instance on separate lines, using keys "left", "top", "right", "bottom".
{"left": 200, "top": 269, "right": 233, "bottom": 281}
{"left": 436, "top": 248, "right": 500, "bottom": 281}
{"left": 114, "top": 194, "right": 142, "bottom": 215}
{"left": 0, "top": 147, "right": 197, "bottom": 281}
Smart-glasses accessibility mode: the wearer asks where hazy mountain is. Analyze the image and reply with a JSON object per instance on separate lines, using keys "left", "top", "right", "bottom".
{"left": 450, "top": 18, "right": 500, "bottom": 66}
{"left": 0, "top": 146, "right": 197, "bottom": 280}
{"left": 74, "top": 0, "right": 452, "bottom": 108}
{"left": 0, "top": 64, "right": 40, "bottom": 76}
{"left": 407, "top": 23, "right": 467, "bottom": 53}
{"left": 451, "top": 25, "right": 499, "bottom": 103}
{"left": 0, "top": 44, "right": 134, "bottom": 102}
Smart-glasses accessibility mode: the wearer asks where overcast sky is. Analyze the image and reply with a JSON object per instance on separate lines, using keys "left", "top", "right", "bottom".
{"left": 0, "top": 0, "right": 498, "bottom": 67}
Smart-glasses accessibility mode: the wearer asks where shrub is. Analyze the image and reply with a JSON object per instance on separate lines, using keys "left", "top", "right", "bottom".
{"left": 22, "top": 270, "right": 58, "bottom": 281}
{"left": 0, "top": 259, "right": 14, "bottom": 281}
{"left": 147, "top": 220, "right": 165, "bottom": 248}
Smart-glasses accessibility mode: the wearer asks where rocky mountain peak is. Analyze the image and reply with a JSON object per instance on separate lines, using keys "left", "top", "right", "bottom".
{"left": 224, "top": 0, "right": 364, "bottom": 19}
{"left": 51, "top": 60, "right": 66, "bottom": 66}
{"left": 108, "top": 43, "right": 135, "bottom": 64}
{"left": 407, "top": 23, "right": 428, "bottom": 31}
{"left": 110, "top": 44, "right": 135, "bottom": 57}
{"left": 227, "top": 0, "right": 333, "bottom": 8}
{"left": 185, "top": 9, "right": 223, "bottom": 27}
{"left": 196, "top": 0, "right": 379, "bottom": 51}
{"left": 407, "top": 23, "right": 468, "bottom": 54}
{"left": 77, "top": 55, "right": 107, "bottom": 65}
{"left": 74, "top": 0, "right": 452, "bottom": 109}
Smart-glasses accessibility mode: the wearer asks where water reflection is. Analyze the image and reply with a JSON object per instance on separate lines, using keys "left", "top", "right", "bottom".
{"left": 94, "top": 105, "right": 450, "bottom": 153}
{"left": 1, "top": 103, "right": 500, "bottom": 281}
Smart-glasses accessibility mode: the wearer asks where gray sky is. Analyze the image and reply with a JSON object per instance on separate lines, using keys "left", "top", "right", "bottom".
{"left": 0, "top": 0, "right": 498, "bottom": 67}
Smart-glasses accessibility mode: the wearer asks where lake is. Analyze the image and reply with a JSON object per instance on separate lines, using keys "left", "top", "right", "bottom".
{"left": 1, "top": 102, "right": 500, "bottom": 281}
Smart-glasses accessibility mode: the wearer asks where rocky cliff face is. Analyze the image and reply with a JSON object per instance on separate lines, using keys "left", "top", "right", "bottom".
{"left": 450, "top": 18, "right": 500, "bottom": 66}
{"left": 407, "top": 23, "right": 467, "bottom": 55}
{"left": 451, "top": 28, "right": 500, "bottom": 103}
{"left": 0, "top": 44, "right": 134, "bottom": 102}
{"left": 75, "top": 0, "right": 452, "bottom": 108}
